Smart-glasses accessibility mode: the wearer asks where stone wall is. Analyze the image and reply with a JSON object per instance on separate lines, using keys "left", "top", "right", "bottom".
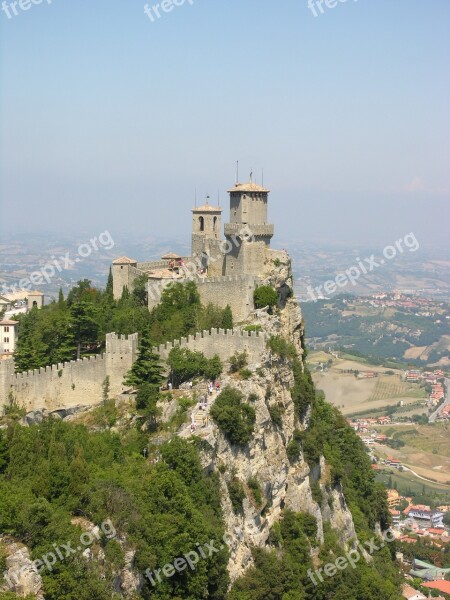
{"left": 0, "top": 333, "right": 137, "bottom": 413}
{"left": 196, "top": 274, "right": 260, "bottom": 322}
{"left": 0, "top": 326, "right": 267, "bottom": 413}
{"left": 153, "top": 328, "right": 266, "bottom": 365}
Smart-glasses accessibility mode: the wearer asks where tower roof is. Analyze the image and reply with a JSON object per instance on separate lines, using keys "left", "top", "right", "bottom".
{"left": 192, "top": 203, "right": 222, "bottom": 213}
{"left": 112, "top": 256, "right": 138, "bottom": 265}
{"left": 228, "top": 182, "right": 270, "bottom": 193}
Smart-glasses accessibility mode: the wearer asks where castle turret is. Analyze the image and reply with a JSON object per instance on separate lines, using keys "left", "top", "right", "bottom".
{"left": 191, "top": 200, "right": 223, "bottom": 275}
{"left": 112, "top": 256, "right": 138, "bottom": 300}
{"left": 224, "top": 182, "right": 274, "bottom": 276}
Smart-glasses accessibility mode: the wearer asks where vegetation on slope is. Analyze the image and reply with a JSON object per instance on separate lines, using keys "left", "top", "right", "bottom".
{"left": 0, "top": 423, "right": 228, "bottom": 599}
{"left": 4, "top": 275, "right": 403, "bottom": 599}
{"left": 13, "top": 277, "right": 233, "bottom": 372}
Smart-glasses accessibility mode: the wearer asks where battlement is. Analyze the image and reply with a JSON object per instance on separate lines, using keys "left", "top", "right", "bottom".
{"left": 105, "top": 332, "right": 138, "bottom": 354}
{"left": 153, "top": 327, "right": 266, "bottom": 363}
{"left": 0, "top": 320, "right": 268, "bottom": 413}
{"left": 13, "top": 354, "right": 104, "bottom": 382}
{"left": 224, "top": 223, "right": 274, "bottom": 238}
{"left": 0, "top": 332, "right": 139, "bottom": 413}
{"left": 196, "top": 274, "right": 260, "bottom": 285}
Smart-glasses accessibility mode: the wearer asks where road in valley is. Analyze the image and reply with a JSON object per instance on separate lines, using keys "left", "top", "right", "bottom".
{"left": 429, "top": 377, "right": 450, "bottom": 423}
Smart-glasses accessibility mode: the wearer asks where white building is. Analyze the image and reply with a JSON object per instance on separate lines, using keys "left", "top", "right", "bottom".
{"left": 0, "top": 319, "right": 19, "bottom": 355}
{"left": 0, "top": 289, "right": 44, "bottom": 315}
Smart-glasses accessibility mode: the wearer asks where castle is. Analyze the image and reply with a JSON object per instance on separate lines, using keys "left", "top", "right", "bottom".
{"left": 0, "top": 181, "right": 287, "bottom": 414}
{"left": 112, "top": 181, "right": 283, "bottom": 321}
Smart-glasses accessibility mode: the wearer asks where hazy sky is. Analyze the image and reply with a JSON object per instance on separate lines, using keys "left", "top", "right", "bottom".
{"left": 1, "top": 0, "right": 449, "bottom": 248}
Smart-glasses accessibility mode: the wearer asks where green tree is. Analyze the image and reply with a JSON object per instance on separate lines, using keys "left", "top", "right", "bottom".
{"left": 135, "top": 382, "right": 161, "bottom": 430}
{"left": 254, "top": 285, "right": 278, "bottom": 311}
{"left": 68, "top": 445, "right": 90, "bottom": 504}
{"left": 229, "top": 351, "right": 248, "bottom": 373}
{"left": 167, "top": 347, "right": 222, "bottom": 386}
{"left": 13, "top": 308, "right": 48, "bottom": 372}
{"left": 70, "top": 300, "right": 99, "bottom": 360}
{"left": 221, "top": 305, "right": 233, "bottom": 329}
{"left": 210, "top": 387, "right": 256, "bottom": 445}
{"left": 105, "top": 267, "right": 114, "bottom": 302}
{"left": 203, "top": 354, "right": 223, "bottom": 381}
{"left": 0, "top": 430, "right": 8, "bottom": 473}
{"left": 131, "top": 274, "right": 149, "bottom": 307}
{"left": 124, "top": 328, "right": 164, "bottom": 389}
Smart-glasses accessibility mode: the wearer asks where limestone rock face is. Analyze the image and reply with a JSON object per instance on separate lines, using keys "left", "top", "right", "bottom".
{"left": 70, "top": 517, "right": 143, "bottom": 598}
{"left": 116, "top": 550, "right": 143, "bottom": 598}
{"left": 0, "top": 537, "right": 45, "bottom": 600}
{"left": 196, "top": 257, "right": 358, "bottom": 583}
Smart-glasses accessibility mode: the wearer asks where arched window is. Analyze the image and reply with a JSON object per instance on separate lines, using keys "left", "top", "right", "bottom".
{"left": 213, "top": 216, "right": 217, "bottom": 231}
{"left": 199, "top": 216, "right": 205, "bottom": 232}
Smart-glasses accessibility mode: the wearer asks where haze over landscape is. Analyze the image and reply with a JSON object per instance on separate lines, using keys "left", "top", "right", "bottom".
{"left": 1, "top": 0, "right": 450, "bottom": 247}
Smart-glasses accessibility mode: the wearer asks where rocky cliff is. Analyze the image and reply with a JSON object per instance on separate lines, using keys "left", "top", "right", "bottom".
{"left": 193, "top": 255, "right": 359, "bottom": 582}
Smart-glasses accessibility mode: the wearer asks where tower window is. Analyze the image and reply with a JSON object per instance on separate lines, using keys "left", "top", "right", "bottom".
{"left": 199, "top": 216, "right": 205, "bottom": 232}
{"left": 213, "top": 216, "right": 217, "bottom": 231}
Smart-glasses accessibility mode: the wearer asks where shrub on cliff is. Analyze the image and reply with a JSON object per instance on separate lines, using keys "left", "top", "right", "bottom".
{"left": 254, "top": 285, "right": 278, "bottom": 311}
{"left": 210, "top": 387, "right": 256, "bottom": 445}
{"left": 229, "top": 350, "right": 248, "bottom": 373}
{"left": 268, "top": 336, "right": 297, "bottom": 360}
{"left": 292, "top": 360, "right": 315, "bottom": 420}
{"left": 227, "top": 478, "right": 246, "bottom": 514}
{"left": 167, "top": 347, "right": 223, "bottom": 387}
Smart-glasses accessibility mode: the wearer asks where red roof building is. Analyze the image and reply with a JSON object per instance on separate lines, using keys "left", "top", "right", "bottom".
{"left": 423, "top": 580, "right": 450, "bottom": 595}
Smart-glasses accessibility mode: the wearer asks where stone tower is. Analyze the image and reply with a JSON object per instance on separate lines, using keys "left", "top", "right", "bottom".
{"left": 224, "top": 182, "right": 274, "bottom": 277}
{"left": 191, "top": 200, "right": 223, "bottom": 275}
{"left": 112, "top": 256, "right": 138, "bottom": 300}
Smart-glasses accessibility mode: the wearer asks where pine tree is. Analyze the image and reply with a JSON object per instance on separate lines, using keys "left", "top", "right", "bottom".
{"left": 0, "top": 430, "right": 8, "bottom": 473}
{"left": 222, "top": 305, "right": 233, "bottom": 330}
{"left": 124, "top": 328, "right": 164, "bottom": 389}
{"left": 69, "top": 445, "right": 90, "bottom": 501}
{"left": 105, "top": 267, "right": 114, "bottom": 301}
{"left": 14, "top": 310, "right": 48, "bottom": 372}
{"left": 48, "top": 439, "right": 69, "bottom": 500}
{"left": 70, "top": 300, "right": 99, "bottom": 359}
{"left": 58, "top": 288, "right": 64, "bottom": 307}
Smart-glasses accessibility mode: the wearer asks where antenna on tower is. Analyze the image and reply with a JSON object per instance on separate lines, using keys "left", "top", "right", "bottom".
{"left": 217, "top": 189, "right": 220, "bottom": 206}
{"left": 250, "top": 170, "right": 253, "bottom": 183}
{"left": 236, "top": 160, "right": 239, "bottom": 185}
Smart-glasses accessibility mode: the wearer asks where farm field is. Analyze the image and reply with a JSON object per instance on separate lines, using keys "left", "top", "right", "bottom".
{"left": 374, "top": 424, "right": 450, "bottom": 485}
{"left": 368, "top": 378, "right": 426, "bottom": 402}
{"left": 309, "top": 351, "right": 426, "bottom": 417}
{"left": 376, "top": 468, "right": 450, "bottom": 498}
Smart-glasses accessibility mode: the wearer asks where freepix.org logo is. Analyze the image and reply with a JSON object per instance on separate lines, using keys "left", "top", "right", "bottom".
{"left": 144, "top": 0, "right": 194, "bottom": 23}
{"left": 308, "top": 0, "right": 359, "bottom": 18}
{"left": 1, "top": 0, "right": 53, "bottom": 20}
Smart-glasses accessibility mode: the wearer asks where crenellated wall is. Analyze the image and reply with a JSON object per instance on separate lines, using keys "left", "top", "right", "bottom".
{"left": 0, "top": 326, "right": 267, "bottom": 414}
{"left": 0, "top": 333, "right": 137, "bottom": 413}
{"left": 153, "top": 327, "right": 266, "bottom": 364}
